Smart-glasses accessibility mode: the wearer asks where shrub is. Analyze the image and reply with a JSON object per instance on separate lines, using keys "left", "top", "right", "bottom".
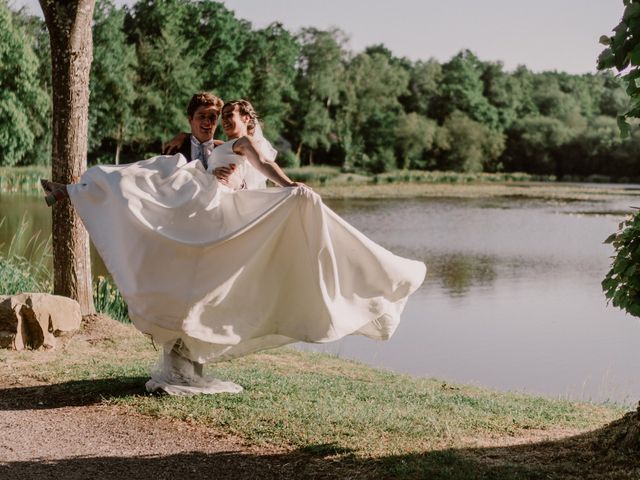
{"left": 0, "top": 217, "right": 51, "bottom": 294}
{"left": 603, "top": 211, "right": 640, "bottom": 317}
{"left": 93, "top": 275, "right": 129, "bottom": 323}
{"left": 277, "top": 150, "right": 299, "bottom": 169}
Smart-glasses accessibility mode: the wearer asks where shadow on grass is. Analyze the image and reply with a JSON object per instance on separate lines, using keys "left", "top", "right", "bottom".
{"left": 374, "top": 409, "right": 640, "bottom": 480}
{"left": 0, "top": 422, "right": 638, "bottom": 480}
{"left": 0, "top": 377, "right": 147, "bottom": 410}
{"left": 0, "top": 450, "right": 370, "bottom": 480}
{"left": 1, "top": 378, "right": 638, "bottom": 479}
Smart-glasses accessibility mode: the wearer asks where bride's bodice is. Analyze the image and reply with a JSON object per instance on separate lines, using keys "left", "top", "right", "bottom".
{"left": 208, "top": 140, "right": 247, "bottom": 191}
{"left": 208, "top": 139, "right": 268, "bottom": 190}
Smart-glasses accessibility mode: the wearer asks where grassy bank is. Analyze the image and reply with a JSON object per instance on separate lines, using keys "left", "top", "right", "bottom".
{"left": 4, "top": 165, "right": 640, "bottom": 204}
{"left": 0, "top": 166, "right": 48, "bottom": 193}
{"left": 0, "top": 317, "right": 635, "bottom": 479}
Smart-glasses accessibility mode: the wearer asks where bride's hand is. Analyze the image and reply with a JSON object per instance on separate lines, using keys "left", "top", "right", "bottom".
{"left": 213, "top": 165, "right": 237, "bottom": 184}
{"left": 288, "top": 181, "right": 310, "bottom": 189}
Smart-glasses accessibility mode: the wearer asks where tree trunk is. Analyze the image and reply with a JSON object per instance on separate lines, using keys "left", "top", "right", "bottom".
{"left": 295, "top": 142, "right": 303, "bottom": 164}
{"left": 39, "top": 0, "right": 96, "bottom": 315}
{"left": 115, "top": 124, "right": 122, "bottom": 165}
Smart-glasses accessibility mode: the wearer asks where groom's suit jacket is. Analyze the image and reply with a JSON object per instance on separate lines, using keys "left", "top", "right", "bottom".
{"left": 177, "top": 137, "right": 212, "bottom": 170}
{"left": 177, "top": 140, "right": 193, "bottom": 163}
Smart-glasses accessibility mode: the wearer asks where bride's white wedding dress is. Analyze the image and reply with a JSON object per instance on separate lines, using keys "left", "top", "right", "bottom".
{"left": 67, "top": 149, "right": 426, "bottom": 394}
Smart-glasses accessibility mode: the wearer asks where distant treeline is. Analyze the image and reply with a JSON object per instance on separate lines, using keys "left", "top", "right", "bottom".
{"left": 2, "top": 0, "right": 638, "bottom": 178}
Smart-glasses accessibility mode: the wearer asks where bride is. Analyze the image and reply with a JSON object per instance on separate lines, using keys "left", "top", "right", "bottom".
{"left": 41, "top": 97, "right": 426, "bottom": 395}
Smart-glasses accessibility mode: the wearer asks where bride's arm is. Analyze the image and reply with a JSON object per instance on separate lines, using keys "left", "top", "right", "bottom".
{"left": 232, "top": 136, "right": 303, "bottom": 188}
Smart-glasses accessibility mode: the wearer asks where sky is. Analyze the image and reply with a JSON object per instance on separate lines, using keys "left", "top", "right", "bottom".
{"left": 9, "top": 0, "right": 625, "bottom": 74}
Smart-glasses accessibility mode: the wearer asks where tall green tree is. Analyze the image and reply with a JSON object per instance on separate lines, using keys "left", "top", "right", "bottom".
{"left": 438, "top": 111, "right": 505, "bottom": 173}
{"left": 126, "top": 0, "right": 199, "bottom": 147}
{"left": 183, "top": 0, "right": 252, "bottom": 101}
{"left": 404, "top": 59, "right": 443, "bottom": 117}
{"left": 336, "top": 51, "right": 409, "bottom": 172}
{"left": 481, "top": 62, "right": 535, "bottom": 130}
{"left": 502, "top": 115, "right": 574, "bottom": 176}
{"left": 395, "top": 112, "right": 438, "bottom": 170}
{"left": 290, "top": 27, "right": 348, "bottom": 165}
{"left": 243, "top": 22, "right": 299, "bottom": 139}
{"left": 0, "top": 1, "right": 49, "bottom": 166}
{"left": 90, "top": 0, "right": 137, "bottom": 164}
{"left": 431, "top": 50, "right": 500, "bottom": 130}
{"left": 598, "top": 2, "right": 640, "bottom": 439}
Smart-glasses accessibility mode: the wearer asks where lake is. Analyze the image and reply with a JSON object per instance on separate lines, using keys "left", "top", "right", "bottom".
{"left": 1, "top": 188, "right": 638, "bottom": 405}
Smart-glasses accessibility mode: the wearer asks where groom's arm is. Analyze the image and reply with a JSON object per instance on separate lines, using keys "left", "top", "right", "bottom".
{"left": 162, "top": 132, "right": 189, "bottom": 155}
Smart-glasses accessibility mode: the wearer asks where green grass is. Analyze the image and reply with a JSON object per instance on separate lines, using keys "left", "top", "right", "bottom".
{"left": 0, "top": 215, "right": 130, "bottom": 321}
{"left": 0, "top": 216, "right": 52, "bottom": 294}
{"left": 284, "top": 165, "right": 343, "bottom": 185}
{"left": 282, "top": 167, "right": 553, "bottom": 187}
{"left": 0, "top": 318, "right": 632, "bottom": 479}
{"left": 110, "top": 349, "right": 620, "bottom": 455}
{"left": 0, "top": 166, "right": 49, "bottom": 193}
{"left": 369, "top": 170, "right": 548, "bottom": 185}
{"left": 0, "top": 166, "right": 551, "bottom": 194}
{"left": 93, "top": 275, "right": 130, "bottom": 323}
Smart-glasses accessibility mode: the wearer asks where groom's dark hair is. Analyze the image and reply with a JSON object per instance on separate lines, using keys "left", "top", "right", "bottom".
{"left": 187, "top": 92, "right": 223, "bottom": 119}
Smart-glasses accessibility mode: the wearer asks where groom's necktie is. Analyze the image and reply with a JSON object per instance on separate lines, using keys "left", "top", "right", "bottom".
{"left": 191, "top": 137, "right": 214, "bottom": 170}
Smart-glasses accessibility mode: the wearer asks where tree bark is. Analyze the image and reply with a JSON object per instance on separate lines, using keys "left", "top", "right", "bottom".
{"left": 39, "top": 0, "right": 96, "bottom": 315}
{"left": 295, "top": 142, "right": 303, "bottom": 164}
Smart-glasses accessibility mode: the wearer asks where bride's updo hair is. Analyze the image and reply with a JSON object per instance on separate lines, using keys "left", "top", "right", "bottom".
{"left": 222, "top": 99, "right": 258, "bottom": 136}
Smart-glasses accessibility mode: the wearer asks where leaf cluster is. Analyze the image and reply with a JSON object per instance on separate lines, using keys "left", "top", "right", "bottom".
{"left": 602, "top": 210, "right": 640, "bottom": 317}
{"left": 597, "top": 0, "right": 640, "bottom": 136}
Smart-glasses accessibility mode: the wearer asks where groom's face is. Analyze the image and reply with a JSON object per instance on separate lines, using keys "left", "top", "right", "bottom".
{"left": 189, "top": 105, "right": 219, "bottom": 143}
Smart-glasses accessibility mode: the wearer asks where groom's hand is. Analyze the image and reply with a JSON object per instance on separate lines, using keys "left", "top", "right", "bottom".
{"left": 214, "top": 164, "right": 237, "bottom": 185}
{"left": 162, "top": 131, "right": 190, "bottom": 155}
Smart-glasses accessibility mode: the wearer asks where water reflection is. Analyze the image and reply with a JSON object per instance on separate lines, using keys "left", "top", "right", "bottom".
{"left": 0, "top": 193, "right": 51, "bottom": 260}
{"left": 0, "top": 192, "right": 107, "bottom": 276}
{"left": 427, "top": 254, "right": 497, "bottom": 298}
{"left": 2, "top": 190, "right": 640, "bottom": 404}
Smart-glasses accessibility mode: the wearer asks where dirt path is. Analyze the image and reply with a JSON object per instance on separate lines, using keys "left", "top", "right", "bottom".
{"left": 0, "top": 318, "right": 364, "bottom": 479}
{"left": 0, "top": 392, "right": 360, "bottom": 479}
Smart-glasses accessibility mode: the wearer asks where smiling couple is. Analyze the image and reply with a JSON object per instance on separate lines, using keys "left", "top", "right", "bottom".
{"left": 40, "top": 91, "right": 425, "bottom": 396}
{"left": 162, "top": 93, "right": 278, "bottom": 192}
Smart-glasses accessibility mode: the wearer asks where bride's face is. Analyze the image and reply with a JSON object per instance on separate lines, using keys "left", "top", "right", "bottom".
{"left": 222, "top": 105, "right": 250, "bottom": 139}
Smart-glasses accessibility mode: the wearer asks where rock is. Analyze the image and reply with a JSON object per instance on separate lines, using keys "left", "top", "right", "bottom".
{"left": 0, "top": 293, "right": 82, "bottom": 350}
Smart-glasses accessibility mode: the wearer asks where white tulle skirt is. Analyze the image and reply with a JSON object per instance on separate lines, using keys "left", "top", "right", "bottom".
{"left": 68, "top": 155, "right": 426, "bottom": 392}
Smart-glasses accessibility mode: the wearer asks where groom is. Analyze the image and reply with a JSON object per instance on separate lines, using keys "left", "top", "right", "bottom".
{"left": 164, "top": 92, "right": 237, "bottom": 184}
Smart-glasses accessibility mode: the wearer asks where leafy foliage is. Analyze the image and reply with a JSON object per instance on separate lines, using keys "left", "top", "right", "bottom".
{"left": 89, "top": 0, "right": 137, "bottom": 164}
{"left": 0, "top": 216, "right": 51, "bottom": 295}
{"left": 0, "top": 1, "right": 50, "bottom": 167}
{"left": 603, "top": 212, "right": 640, "bottom": 317}
{"left": 598, "top": 2, "right": 640, "bottom": 321}
{"left": 597, "top": 0, "right": 640, "bottom": 136}
{"left": 243, "top": 23, "right": 299, "bottom": 138}
{"left": 93, "top": 275, "right": 129, "bottom": 323}
{"left": 1, "top": 0, "right": 637, "bottom": 176}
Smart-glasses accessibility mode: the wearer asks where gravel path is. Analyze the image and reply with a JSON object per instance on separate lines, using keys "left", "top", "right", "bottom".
{"left": 0, "top": 396, "right": 351, "bottom": 479}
